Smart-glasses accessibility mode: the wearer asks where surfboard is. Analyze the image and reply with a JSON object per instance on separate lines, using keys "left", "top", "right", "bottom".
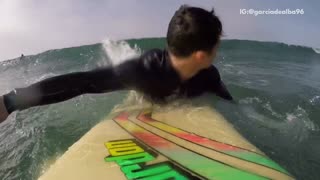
{"left": 39, "top": 94, "right": 293, "bottom": 180}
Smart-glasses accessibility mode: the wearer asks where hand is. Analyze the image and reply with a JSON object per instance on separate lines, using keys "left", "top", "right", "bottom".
{"left": 0, "top": 96, "right": 9, "bottom": 123}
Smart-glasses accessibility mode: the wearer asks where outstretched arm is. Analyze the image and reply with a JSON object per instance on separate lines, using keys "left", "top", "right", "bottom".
{"left": 2, "top": 59, "right": 140, "bottom": 114}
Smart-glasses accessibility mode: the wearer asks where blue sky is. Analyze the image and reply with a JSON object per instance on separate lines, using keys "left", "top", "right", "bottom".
{"left": 0, "top": 0, "right": 319, "bottom": 61}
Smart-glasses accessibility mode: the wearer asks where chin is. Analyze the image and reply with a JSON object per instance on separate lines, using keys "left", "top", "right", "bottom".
{"left": 204, "top": 63, "right": 211, "bottom": 69}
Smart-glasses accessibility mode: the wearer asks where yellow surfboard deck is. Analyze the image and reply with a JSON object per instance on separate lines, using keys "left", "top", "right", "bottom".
{"left": 39, "top": 93, "right": 293, "bottom": 180}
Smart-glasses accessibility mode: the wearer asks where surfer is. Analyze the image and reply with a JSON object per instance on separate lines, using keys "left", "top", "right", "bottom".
{"left": 0, "top": 5, "right": 233, "bottom": 123}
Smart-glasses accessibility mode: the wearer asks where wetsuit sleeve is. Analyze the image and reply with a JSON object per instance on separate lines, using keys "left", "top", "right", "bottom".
{"left": 3, "top": 59, "right": 140, "bottom": 113}
{"left": 213, "top": 80, "right": 233, "bottom": 101}
{"left": 207, "top": 66, "right": 234, "bottom": 101}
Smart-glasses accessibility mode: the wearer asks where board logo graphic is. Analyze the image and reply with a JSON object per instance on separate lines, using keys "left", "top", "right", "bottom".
{"left": 104, "top": 139, "right": 198, "bottom": 180}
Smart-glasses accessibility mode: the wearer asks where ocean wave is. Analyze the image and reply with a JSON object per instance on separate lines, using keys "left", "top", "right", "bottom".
{"left": 0, "top": 37, "right": 319, "bottom": 180}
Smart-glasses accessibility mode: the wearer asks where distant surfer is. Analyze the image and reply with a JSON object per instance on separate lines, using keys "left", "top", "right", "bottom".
{"left": 0, "top": 5, "right": 233, "bottom": 123}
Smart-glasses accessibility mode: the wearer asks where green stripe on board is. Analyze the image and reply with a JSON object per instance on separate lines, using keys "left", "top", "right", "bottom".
{"left": 113, "top": 115, "right": 268, "bottom": 180}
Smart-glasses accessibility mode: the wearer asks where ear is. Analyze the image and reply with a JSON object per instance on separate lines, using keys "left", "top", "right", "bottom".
{"left": 193, "top": 51, "right": 206, "bottom": 63}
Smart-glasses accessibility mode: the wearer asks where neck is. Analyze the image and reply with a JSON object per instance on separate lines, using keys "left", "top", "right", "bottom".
{"left": 169, "top": 52, "right": 201, "bottom": 82}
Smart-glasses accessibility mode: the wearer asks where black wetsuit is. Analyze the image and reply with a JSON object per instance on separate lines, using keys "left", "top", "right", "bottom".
{"left": 3, "top": 49, "right": 233, "bottom": 113}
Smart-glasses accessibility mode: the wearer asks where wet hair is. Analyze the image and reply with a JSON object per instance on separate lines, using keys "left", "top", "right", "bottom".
{"left": 167, "top": 5, "right": 222, "bottom": 57}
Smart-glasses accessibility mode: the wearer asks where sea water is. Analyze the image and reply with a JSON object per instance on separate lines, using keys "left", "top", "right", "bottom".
{"left": 0, "top": 38, "right": 319, "bottom": 180}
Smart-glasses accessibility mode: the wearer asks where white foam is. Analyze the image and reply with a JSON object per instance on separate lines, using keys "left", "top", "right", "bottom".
{"left": 313, "top": 47, "right": 320, "bottom": 54}
{"left": 101, "top": 39, "right": 141, "bottom": 66}
{"left": 240, "top": 97, "right": 319, "bottom": 141}
{"left": 111, "top": 90, "right": 198, "bottom": 116}
{"left": 310, "top": 95, "right": 320, "bottom": 105}
{"left": 239, "top": 97, "right": 262, "bottom": 104}
{"left": 262, "top": 102, "right": 282, "bottom": 118}
{"left": 284, "top": 106, "right": 319, "bottom": 142}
